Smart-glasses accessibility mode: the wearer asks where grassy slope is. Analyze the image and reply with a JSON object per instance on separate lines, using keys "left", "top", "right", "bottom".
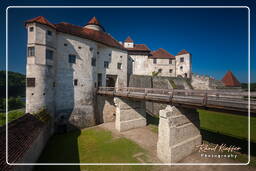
{"left": 199, "top": 109, "right": 256, "bottom": 142}
{"left": 0, "top": 108, "right": 25, "bottom": 126}
{"left": 35, "top": 128, "right": 151, "bottom": 171}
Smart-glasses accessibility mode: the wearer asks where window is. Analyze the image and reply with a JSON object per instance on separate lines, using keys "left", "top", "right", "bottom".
{"left": 180, "top": 57, "right": 184, "bottom": 62}
{"left": 117, "top": 63, "right": 122, "bottom": 70}
{"left": 29, "top": 27, "right": 34, "bottom": 32}
{"left": 89, "top": 47, "right": 93, "bottom": 51}
{"left": 169, "top": 69, "right": 173, "bottom": 73}
{"left": 185, "top": 73, "right": 188, "bottom": 78}
{"left": 91, "top": 58, "right": 96, "bottom": 66}
{"left": 46, "top": 49, "right": 53, "bottom": 60}
{"left": 64, "top": 43, "right": 68, "bottom": 46}
{"left": 78, "top": 46, "right": 82, "bottom": 49}
{"left": 27, "top": 47, "right": 35, "bottom": 56}
{"left": 47, "top": 30, "right": 52, "bottom": 36}
{"left": 74, "top": 79, "right": 78, "bottom": 86}
{"left": 104, "top": 61, "right": 109, "bottom": 68}
{"left": 109, "top": 53, "right": 111, "bottom": 57}
{"left": 180, "top": 66, "right": 183, "bottom": 71}
{"left": 120, "top": 56, "right": 123, "bottom": 58}
{"left": 169, "top": 59, "right": 172, "bottom": 64}
{"left": 153, "top": 58, "right": 157, "bottom": 64}
{"left": 97, "top": 51, "right": 100, "bottom": 55}
{"left": 27, "top": 78, "right": 35, "bottom": 87}
{"left": 98, "top": 73, "right": 102, "bottom": 87}
{"left": 158, "top": 69, "right": 162, "bottom": 73}
{"left": 69, "top": 55, "right": 76, "bottom": 63}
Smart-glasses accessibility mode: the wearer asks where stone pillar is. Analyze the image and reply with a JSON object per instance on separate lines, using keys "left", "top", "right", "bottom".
{"left": 114, "top": 97, "right": 146, "bottom": 132}
{"left": 157, "top": 105, "right": 202, "bottom": 163}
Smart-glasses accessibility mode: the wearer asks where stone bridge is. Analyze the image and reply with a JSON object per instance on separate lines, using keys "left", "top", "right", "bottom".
{"left": 97, "top": 87, "right": 256, "bottom": 163}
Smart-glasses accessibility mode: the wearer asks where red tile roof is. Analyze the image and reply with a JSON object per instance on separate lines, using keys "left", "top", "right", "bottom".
{"left": 25, "top": 16, "right": 56, "bottom": 29}
{"left": 87, "top": 16, "right": 101, "bottom": 25}
{"left": 177, "top": 49, "right": 190, "bottom": 56}
{"left": 0, "top": 114, "right": 46, "bottom": 170}
{"left": 221, "top": 71, "right": 241, "bottom": 87}
{"left": 25, "top": 16, "right": 125, "bottom": 50}
{"left": 150, "top": 48, "right": 175, "bottom": 59}
{"left": 125, "top": 36, "right": 134, "bottom": 43}
{"left": 126, "top": 44, "right": 150, "bottom": 51}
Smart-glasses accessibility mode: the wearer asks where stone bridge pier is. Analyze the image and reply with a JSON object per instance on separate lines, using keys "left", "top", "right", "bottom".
{"left": 157, "top": 105, "right": 202, "bottom": 163}
{"left": 113, "top": 97, "right": 202, "bottom": 163}
{"left": 114, "top": 97, "right": 147, "bottom": 132}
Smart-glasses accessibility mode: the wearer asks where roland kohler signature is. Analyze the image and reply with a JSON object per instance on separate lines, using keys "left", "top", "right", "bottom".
{"left": 196, "top": 143, "right": 241, "bottom": 153}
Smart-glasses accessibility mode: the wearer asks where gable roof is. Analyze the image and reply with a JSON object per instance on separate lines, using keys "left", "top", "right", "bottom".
{"left": 124, "top": 36, "right": 134, "bottom": 43}
{"left": 126, "top": 44, "right": 150, "bottom": 52}
{"left": 150, "top": 48, "right": 175, "bottom": 59}
{"left": 177, "top": 49, "right": 190, "bottom": 56}
{"left": 221, "top": 71, "right": 241, "bottom": 87}
{"left": 25, "top": 16, "right": 125, "bottom": 50}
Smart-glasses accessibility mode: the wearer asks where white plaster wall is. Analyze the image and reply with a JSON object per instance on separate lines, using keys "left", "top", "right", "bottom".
{"left": 97, "top": 44, "right": 128, "bottom": 88}
{"left": 129, "top": 54, "right": 149, "bottom": 75}
{"left": 148, "top": 58, "right": 176, "bottom": 77}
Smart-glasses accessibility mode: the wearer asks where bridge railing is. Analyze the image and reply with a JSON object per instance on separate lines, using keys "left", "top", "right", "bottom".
{"left": 97, "top": 87, "right": 256, "bottom": 113}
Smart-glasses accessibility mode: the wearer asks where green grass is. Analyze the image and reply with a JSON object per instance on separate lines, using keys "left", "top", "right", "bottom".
{"left": 0, "top": 108, "right": 25, "bottom": 126}
{"left": 35, "top": 128, "right": 152, "bottom": 171}
{"left": 199, "top": 109, "right": 256, "bottom": 142}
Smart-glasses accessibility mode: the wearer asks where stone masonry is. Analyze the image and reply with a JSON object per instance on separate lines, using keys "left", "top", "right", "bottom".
{"left": 157, "top": 105, "right": 202, "bottom": 163}
{"left": 114, "top": 97, "right": 146, "bottom": 132}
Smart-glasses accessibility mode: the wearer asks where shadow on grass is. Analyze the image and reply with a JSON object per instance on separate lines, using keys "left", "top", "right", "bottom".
{"left": 201, "top": 128, "right": 256, "bottom": 156}
{"left": 34, "top": 124, "right": 81, "bottom": 171}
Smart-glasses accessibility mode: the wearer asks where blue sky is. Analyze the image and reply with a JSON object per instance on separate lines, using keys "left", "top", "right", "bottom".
{"left": 0, "top": 5, "right": 254, "bottom": 83}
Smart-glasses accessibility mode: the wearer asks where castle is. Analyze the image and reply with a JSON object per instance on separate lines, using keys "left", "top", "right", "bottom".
{"left": 25, "top": 16, "right": 240, "bottom": 128}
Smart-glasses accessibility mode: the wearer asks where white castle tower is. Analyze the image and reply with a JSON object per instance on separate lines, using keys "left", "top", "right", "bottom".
{"left": 25, "top": 16, "right": 56, "bottom": 116}
{"left": 175, "top": 49, "right": 192, "bottom": 78}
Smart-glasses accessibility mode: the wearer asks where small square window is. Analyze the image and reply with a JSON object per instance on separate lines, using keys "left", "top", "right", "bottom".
{"left": 120, "top": 56, "right": 123, "bottom": 58}
{"left": 180, "top": 57, "right": 184, "bottom": 62}
{"left": 117, "top": 63, "right": 122, "bottom": 70}
{"left": 46, "top": 49, "right": 53, "bottom": 60}
{"left": 74, "top": 79, "right": 78, "bottom": 86}
{"left": 169, "top": 69, "right": 173, "bottom": 73}
{"left": 78, "top": 46, "right": 82, "bottom": 49}
{"left": 153, "top": 58, "right": 157, "bottom": 64}
{"left": 64, "top": 43, "right": 68, "bottom": 46}
{"left": 29, "top": 27, "right": 34, "bottom": 32}
{"left": 158, "top": 69, "right": 162, "bottom": 73}
{"left": 180, "top": 66, "right": 183, "bottom": 71}
{"left": 47, "top": 30, "right": 52, "bottom": 36}
{"left": 91, "top": 58, "right": 96, "bottom": 66}
{"left": 89, "top": 47, "right": 93, "bottom": 51}
{"left": 104, "top": 61, "right": 109, "bottom": 68}
{"left": 27, "top": 78, "right": 35, "bottom": 87}
{"left": 27, "top": 47, "right": 35, "bottom": 56}
{"left": 69, "top": 55, "right": 76, "bottom": 63}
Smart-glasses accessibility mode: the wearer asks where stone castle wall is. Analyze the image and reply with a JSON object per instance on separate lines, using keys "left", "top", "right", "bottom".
{"left": 26, "top": 23, "right": 127, "bottom": 129}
